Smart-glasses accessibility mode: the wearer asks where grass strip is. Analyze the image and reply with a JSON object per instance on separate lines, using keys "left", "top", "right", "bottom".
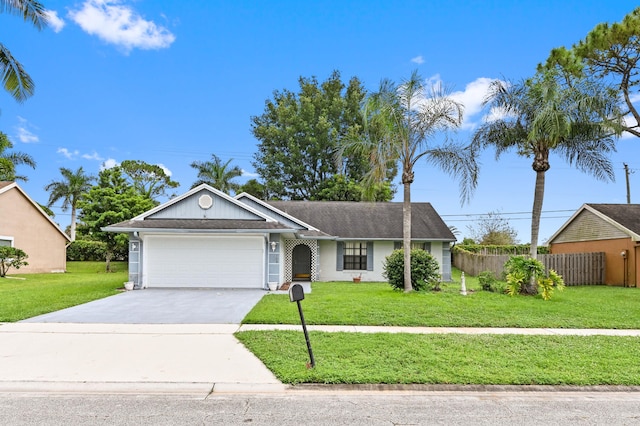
{"left": 0, "top": 261, "right": 126, "bottom": 322}
{"left": 243, "top": 271, "right": 640, "bottom": 329}
{"left": 236, "top": 330, "right": 640, "bottom": 385}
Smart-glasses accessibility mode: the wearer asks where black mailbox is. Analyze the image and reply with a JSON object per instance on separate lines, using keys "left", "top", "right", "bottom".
{"left": 289, "top": 283, "right": 305, "bottom": 302}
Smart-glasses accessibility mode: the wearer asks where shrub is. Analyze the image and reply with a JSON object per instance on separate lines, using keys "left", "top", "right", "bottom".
{"left": 0, "top": 246, "right": 29, "bottom": 277}
{"left": 503, "top": 255, "right": 565, "bottom": 300}
{"left": 383, "top": 249, "right": 440, "bottom": 291}
{"left": 67, "top": 240, "right": 128, "bottom": 262}
{"left": 478, "top": 270, "right": 497, "bottom": 292}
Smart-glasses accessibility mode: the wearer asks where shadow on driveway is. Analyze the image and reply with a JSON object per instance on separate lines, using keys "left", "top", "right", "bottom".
{"left": 21, "top": 288, "right": 266, "bottom": 324}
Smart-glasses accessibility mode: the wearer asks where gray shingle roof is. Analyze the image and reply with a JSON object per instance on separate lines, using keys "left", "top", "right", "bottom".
{"left": 104, "top": 218, "right": 291, "bottom": 232}
{"left": 587, "top": 204, "right": 640, "bottom": 236}
{"left": 267, "top": 201, "right": 455, "bottom": 240}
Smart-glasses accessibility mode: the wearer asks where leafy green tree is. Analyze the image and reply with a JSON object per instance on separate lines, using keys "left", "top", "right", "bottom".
{"left": 190, "top": 154, "right": 242, "bottom": 194}
{"left": 1, "top": 0, "right": 48, "bottom": 102}
{"left": 542, "top": 7, "right": 640, "bottom": 137}
{"left": 471, "top": 69, "right": 623, "bottom": 293}
{"left": 342, "top": 70, "right": 478, "bottom": 292}
{"left": 78, "top": 167, "right": 154, "bottom": 271}
{"left": 251, "top": 70, "right": 394, "bottom": 200}
{"left": 44, "top": 166, "right": 95, "bottom": 241}
{"left": 312, "top": 175, "right": 393, "bottom": 201}
{"left": 0, "top": 131, "right": 35, "bottom": 181}
{"left": 237, "top": 178, "right": 267, "bottom": 199}
{"left": 467, "top": 211, "right": 518, "bottom": 245}
{"left": 0, "top": 246, "right": 28, "bottom": 277}
{"left": 120, "top": 160, "right": 179, "bottom": 202}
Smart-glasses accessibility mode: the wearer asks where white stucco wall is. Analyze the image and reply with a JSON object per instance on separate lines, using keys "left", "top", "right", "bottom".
{"left": 317, "top": 240, "right": 446, "bottom": 282}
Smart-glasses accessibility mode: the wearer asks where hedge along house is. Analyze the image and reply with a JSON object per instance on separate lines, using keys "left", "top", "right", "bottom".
{"left": 0, "top": 181, "right": 70, "bottom": 273}
{"left": 547, "top": 203, "right": 640, "bottom": 287}
{"left": 103, "top": 184, "right": 456, "bottom": 290}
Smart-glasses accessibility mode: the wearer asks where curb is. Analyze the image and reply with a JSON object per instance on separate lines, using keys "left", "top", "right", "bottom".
{"left": 287, "top": 383, "right": 640, "bottom": 393}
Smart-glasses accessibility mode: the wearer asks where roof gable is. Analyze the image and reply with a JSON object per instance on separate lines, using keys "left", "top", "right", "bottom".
{"left": 548, "top": 203, "right": 640, "bottom": 243}
{"left": 235, "top": 192, "right": 318, "bottom": 231}
{"left": 0, "top": 181, "right": 71, "bottom": 242}
{"left": 136, "top": 184, "right": 274, "bottom": 221}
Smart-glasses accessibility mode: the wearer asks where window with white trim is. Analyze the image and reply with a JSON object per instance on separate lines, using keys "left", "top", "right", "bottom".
{"left": 344, "top": 242, "right": 368, "bottom": 270}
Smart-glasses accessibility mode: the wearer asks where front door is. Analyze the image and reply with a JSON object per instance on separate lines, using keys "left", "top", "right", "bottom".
{"left": 292, "top": 245, "right": 311, "bottom": 281}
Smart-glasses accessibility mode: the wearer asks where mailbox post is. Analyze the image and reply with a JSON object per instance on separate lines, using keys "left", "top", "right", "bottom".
{"left": 289, "top": 283, "right": 315, "bottom": 368}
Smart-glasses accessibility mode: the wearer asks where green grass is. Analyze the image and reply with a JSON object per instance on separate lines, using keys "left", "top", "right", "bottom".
{"left": 0, "top": 261, "right": 127, "bottom": 322}
{"left": 243, "top": 269, "right": 640, "bottom": 329}
{"left": 236, "top": 330, "right": 640, "bottom": 385}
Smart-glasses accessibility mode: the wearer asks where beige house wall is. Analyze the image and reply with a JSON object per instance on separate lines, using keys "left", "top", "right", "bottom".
{"left": 0, "top": 186, "right": 68, "bottom": 273}
{"left": 550, "top": 238, "right": 639, "bottom": 287}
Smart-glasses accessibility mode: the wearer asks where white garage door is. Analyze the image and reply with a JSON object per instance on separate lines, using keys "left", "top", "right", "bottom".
{"left": 144, "top": 235, "right": 264, "bottom": 288}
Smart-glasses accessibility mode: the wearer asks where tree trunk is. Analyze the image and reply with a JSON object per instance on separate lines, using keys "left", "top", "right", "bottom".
{"left": 70, "top": 207, "right": 77, "bottom": 242}
{"left": 526, "top": 169, "right": 546, "bottom": 294}
{"left": 105, "top": 251, "right": 113, "bottom": 273}
{"left": 403, "top": 181, "right": 412, "bottom": 293}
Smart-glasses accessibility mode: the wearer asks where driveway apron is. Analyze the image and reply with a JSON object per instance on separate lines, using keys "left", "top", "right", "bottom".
{"left": 20, "top": 288, "right": 266, "bottom": 324}
{"left": 1, "top": 289, "right": 285, "bottom": 393}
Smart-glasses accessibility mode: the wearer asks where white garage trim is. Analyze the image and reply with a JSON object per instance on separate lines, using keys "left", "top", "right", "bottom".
{"left": 142, "top": 234, "right": 265, "bottom": 288}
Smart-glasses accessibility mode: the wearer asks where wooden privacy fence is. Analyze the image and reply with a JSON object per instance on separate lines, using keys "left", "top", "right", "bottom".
{"left": 453, "top": 251, "right": 605, "bottom": 286}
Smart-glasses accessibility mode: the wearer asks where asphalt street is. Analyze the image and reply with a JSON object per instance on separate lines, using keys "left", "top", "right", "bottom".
{"left": 1, "top": 391, "right": 639, "bottom": 425}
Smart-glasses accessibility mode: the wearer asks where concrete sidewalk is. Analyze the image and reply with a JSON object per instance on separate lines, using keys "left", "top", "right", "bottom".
{"left": 2, "top": 322, "right": 639, "bottom": 395}
{"left": 0, "top": 323, "right": 285, "bottom": 395}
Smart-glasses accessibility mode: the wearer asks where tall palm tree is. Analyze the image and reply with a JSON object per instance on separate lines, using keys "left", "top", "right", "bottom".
{"left": 44, "top": 166, "right": 95, "bottom": 241}
{"left": 342, "top": 70, "right": 478, "bottom": 292}
{"left": 471, "top": 68, "right": 623, "bottom": 294}
{"left": 190, "top": 154, "right": 242, "bottom": 194}
{"left": 1, "top": 0, "right": 48, "bottom": 102}
{"left": 0, "top": 131, "right": 35, "bottom": 181}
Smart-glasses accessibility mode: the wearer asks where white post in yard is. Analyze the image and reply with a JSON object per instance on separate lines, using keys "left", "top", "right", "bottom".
{"left": 460, "top": 272, "right": 467, "bottom": 296}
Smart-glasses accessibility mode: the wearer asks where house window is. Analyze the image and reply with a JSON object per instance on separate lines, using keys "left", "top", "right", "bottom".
{"left": 0, "top": 237, "right": 13, "bottom": 247}
{"left": 344, "top": 242, "right": 368, "bottom": 270}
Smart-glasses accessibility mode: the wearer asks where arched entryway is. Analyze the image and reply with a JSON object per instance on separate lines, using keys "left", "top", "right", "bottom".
{"left": 292, "top": 244, "right": 312, "bottom": 281}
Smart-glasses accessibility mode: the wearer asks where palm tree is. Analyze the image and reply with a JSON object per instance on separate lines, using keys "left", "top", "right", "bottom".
{"left": 190, "top": 154, "right": 242, "bottom": 194}
{"left": 342, "top": 70, "right": 478, "bottom": 292}
{"left": 0, "top": 131, "right": 35, "bottom": 181}
{"left": 471, "top": 68, "right": 623, "bottom": 294}
{"left": 1, "top": 0, "right": 48, "bottom": 102}
{"left": 44, "top": 166, "right": 95, "bottom": 241}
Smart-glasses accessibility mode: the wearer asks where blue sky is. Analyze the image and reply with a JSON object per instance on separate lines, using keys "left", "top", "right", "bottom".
{"left": 2, "top": 0, "right": 639, "bottom": 243}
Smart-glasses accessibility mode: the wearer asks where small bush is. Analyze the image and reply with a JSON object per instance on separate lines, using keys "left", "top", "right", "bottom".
{"left": 383, "top": 249, "right": 440, "bottom": 291}
{"left": 478, "top": 270, "right": 497, "bottom": 291}
{"left": 0, "top": 246, "right": 28, "bottom": 277}
{"left": 503, "top": 255, "right": 565, "bottom": 300}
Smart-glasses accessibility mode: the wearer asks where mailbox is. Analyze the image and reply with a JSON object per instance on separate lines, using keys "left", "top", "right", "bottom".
{"left": 289, "top": 283, "right": 305, "bottom": 302}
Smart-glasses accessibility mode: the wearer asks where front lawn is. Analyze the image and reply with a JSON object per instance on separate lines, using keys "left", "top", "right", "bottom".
{"left": 243, "top": 269, "right": 640, "bottom": 329}
{"left": 0, "top": 261, "right": 126, "bottom": 322}
{"left": 236, "top": 331, "right": 640, "bottom": 385}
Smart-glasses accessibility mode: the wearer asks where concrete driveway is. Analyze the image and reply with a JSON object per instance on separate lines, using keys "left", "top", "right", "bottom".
{"left": 21, "top": 288, "right": 266, "bottom": 324}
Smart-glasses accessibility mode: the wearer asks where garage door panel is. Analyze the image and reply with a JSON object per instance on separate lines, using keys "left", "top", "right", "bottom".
{"left": 145, "top": 236, "right": 264, "bottom": 288}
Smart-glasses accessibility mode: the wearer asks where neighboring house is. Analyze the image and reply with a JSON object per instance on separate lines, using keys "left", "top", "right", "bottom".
{"left": 104, "top": 184, "right": 456, "bottom": 290}
{"left": 0, "top": 181, "right": 70, "bottom": 273}
{"left": 547, "top": 203, "right": 640, "bottom": 287}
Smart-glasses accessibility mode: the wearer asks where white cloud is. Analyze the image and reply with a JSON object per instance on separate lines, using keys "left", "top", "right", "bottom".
{"left": 69, "top": 0, "right": 176, "bottom": 53}
{"left": 82, "top": 151, "right": 104, "bottom": 161}
{"left": 449, "top": 77, "right": 499, "bottom": 130}
{"left": 411, "top": 55, "right": 425, "bottom": 65}
{"left": 241, "top": 169, "right": 259, "bottom": 177}
{"left": 45, "top": 10, "right": 66, "bottom": 32}
{"left": 15, "top": 117, "right": 39, "bottom": 143}
{"left": 101, "top": 158, "right": 118, "bottom": 170}
{"left": 157, "top": 163, "right": 172, "bottom": 176}
{"left": 57, "top": 148, "right": 80, "bottom": 159}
